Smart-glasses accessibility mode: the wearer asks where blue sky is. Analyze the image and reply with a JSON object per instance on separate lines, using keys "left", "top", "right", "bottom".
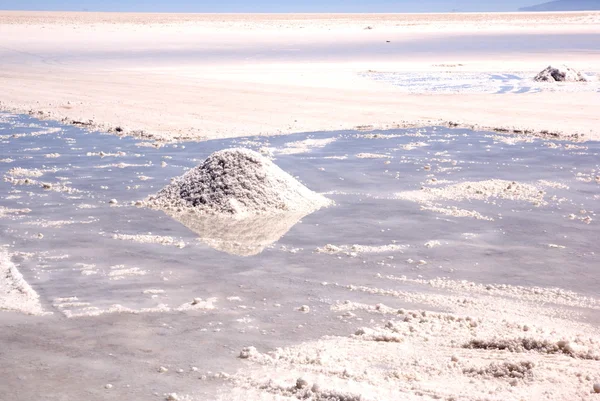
{"left": 0, "top": 0, "right": 537, "bottom": 13}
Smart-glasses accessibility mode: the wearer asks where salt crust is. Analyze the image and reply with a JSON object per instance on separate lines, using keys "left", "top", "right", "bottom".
{"left": 0, "top": 249, "right": 45, "bottom": 315}
{"left": 224, "top": 273, "right": 600, "bottom": 401}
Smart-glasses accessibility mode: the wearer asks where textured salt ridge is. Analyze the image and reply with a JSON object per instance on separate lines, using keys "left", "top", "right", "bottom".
{"left": 315, "top": 243, "right": 407, "bottom": 257}
{"left": 223, "top": 281, "right": 600, "bottom": 401}
{"left": 261, "top": 137, "right": 338, "bottom": 156}
{"left": 218, "top": 267, "right": 600, "bottom": 400}
{"left": 396, "top": 179, "right": 546, "bottom": 205}
{"left": 145, "top": 148, "right": 332, "bottom": 218}
{"left": 3, "top": 176, "right": 82, "bottom": 194}
{"left": 0, "top": 249, "right": 45, "bottom": 315}
{"left": 395, "top": 179, "right": 550, "bottom": 220}
{"left": 383, "top": 274, "right": 600, "bottom": 311}
{"left": 0, "top": 206, "right": 31, "bottom": 218}
{"left": 111, "top": 233, "right": 186, "bottom": 248}
{"left": 52, "top": 295, "right": 216, "bottom": 318}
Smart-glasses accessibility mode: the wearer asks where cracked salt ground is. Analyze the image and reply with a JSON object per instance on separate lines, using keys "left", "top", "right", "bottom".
{"left": 0, "top": 112, "right": 599, "bottom": 400}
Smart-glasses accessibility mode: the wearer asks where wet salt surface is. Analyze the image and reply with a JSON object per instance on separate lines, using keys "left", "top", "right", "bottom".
{"left": 0, "top": 112, "right": 599, "bottom": 400}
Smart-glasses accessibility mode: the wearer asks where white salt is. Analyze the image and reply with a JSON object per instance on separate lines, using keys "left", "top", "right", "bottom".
{"left": 0, "top": 249, "right": 45, "bottom": 315}
{"left": 145, "top": 148, "right": 331, "bottom": 218}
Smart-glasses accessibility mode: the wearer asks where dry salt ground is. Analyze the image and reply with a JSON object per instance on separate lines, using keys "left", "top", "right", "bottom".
{"left": 0, "top": 112, "right": 599, "bottom": 401}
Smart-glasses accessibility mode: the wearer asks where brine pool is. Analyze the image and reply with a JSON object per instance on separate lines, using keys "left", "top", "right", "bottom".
{"left": 0, "top": 112, "right": 598, "bottom": 400}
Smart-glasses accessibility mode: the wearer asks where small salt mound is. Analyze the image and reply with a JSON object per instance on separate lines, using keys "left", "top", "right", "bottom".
{"left": 146, "top": 148, "right": 331, "bottom": 217}
{"left": 534, "top": 65, "right": 587, "bottom": 82}
{"left": 396, "top": 179, "right": 546, "bottom": 206}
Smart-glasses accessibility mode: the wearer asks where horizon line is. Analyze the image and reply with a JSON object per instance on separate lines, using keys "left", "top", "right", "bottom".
{"left": 4, "top": 9, "right": 599, "bottom": 14}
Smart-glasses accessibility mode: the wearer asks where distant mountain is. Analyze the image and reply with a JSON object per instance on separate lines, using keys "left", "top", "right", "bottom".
{"left": 519, "top": 0, "right": 600, "bottom": 11}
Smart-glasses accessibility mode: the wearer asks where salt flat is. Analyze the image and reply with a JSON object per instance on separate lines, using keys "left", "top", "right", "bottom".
{"left": 1, "top": 11, "right": 600, "bottom": 401}
{"left": 1, "top": 11, "right": 600, "bottom": 141}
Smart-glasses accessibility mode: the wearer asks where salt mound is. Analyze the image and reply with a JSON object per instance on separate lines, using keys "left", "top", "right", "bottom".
{"left": 534, "top": 65, "right": 587, "bottom": 82}
{"left": 146, "top": 148, "right": 331, "bottom": 217}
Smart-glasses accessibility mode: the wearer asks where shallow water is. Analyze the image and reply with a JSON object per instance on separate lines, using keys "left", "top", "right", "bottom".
{"left": 0, "top": 113, "right": 598, "bottom": 400}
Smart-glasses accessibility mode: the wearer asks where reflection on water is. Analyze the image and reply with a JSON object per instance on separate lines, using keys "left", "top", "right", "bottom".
{"left": 164, "top": 210, "right": 309, "bottom": 256}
